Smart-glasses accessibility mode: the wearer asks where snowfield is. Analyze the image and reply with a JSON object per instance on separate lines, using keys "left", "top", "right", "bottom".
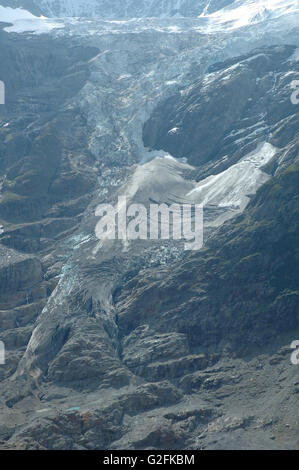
{"left": 0, "top": 6, "right": 64, "bottom": 34}
{"left": 188, "top": 143, "right": 276, "bottom": 210}
{"left": 200, "top": 0, "right": 299, "bottom": 31}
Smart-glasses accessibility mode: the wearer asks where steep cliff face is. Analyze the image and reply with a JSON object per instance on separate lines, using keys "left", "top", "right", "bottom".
{"left": 0, "top": 2, "right": 298, "bottom": 451}
{"left": 0, "top": 31, "right": 99, "bottom": 388}
{"left": 143, "top": 46, "right": 299, "bottom": 166}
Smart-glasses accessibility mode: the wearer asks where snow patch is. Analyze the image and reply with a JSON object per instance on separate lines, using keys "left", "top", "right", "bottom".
{"left": 168, "top": 127, "right": 180, "bottom": 134}
{"left": 200, "top": 0, "right": 299, "bottom": 31}
{"left": 0, "top": 6, "right": 64, "bottom": 34}
{"left": 188, "top": 143, "right": 276, "bottom": 210}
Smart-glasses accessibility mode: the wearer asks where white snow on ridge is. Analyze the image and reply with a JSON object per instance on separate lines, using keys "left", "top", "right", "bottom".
{"left": 0, "top": 6, "right": 64, "bottom": 34}
{"left": 188, "top": 143, "right": 276, "bottom": 210}
{"left": 0, "top": 6, "right": 35, "bottom": 22}
{"left": 200, "top": 0, "right": 299, "bottom": 31}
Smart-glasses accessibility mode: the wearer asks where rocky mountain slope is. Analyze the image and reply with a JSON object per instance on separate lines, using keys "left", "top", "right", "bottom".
{"left": 0, "top": 1, "right": 298, "bottom": 450}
